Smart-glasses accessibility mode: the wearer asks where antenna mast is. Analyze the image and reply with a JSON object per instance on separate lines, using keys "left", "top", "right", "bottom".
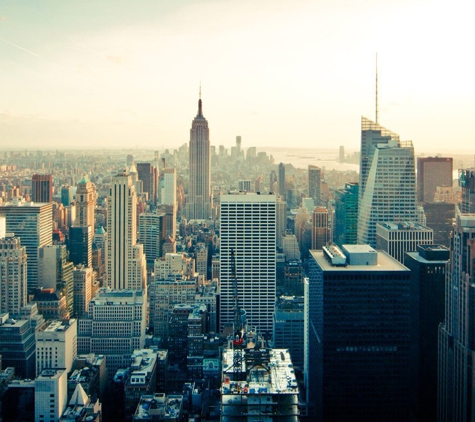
{"left": 375, "top": 52, "right": 379, "bottom": 124}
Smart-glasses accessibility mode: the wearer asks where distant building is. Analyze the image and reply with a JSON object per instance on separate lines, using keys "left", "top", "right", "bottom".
{"left": 333, "top": 182, "right": 358, "bottom": 248}
{"left": 32, "top": 173, "right": 53, "bottom": 203}
{"left": 311, "top": 207, "right": 330, "bottom": 250}
{"left": 75, "top": 175, "right": 96, "bottom": 233}
{"left": 417, "top": 157, "right": 453, "bottom": 203}
{"left": 139, "top": 212, "right": 166, "bottom": 268}
{"left": 308, "top": 165, "right": 321, "bottom": 206}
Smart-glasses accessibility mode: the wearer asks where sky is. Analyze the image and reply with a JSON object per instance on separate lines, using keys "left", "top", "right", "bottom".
{"left": 0, "top": 0, "right": 474, "bottom": 152}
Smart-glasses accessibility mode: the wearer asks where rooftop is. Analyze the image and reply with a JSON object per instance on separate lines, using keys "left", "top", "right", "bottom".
{"left": 134, "top": 393, "right": 183, "bottom": 421}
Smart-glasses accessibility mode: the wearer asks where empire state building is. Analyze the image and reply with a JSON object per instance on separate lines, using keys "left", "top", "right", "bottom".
{"left": 185, "top": 91, "right": 212, "bottom": 220}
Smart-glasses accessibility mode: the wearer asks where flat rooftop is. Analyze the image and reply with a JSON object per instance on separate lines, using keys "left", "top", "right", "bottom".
{"left": 310, "top": 249, "right": 409, "bottom": 272}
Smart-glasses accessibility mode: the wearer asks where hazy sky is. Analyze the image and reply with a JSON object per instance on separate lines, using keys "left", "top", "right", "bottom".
{"left": 0, "top": 0, "right": 473, "bottom": 152}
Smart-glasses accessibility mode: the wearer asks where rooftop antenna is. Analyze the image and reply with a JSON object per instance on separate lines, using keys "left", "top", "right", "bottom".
{"left": 375, "top": 53, "right": 379, "bottom": 124}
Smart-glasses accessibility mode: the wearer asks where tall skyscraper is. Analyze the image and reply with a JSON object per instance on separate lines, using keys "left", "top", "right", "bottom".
{"left": 69, "top": 226, "right": 92, "bottom": 268}
{"left": 136, "top": 162, "right": 157, "bottom": 204}
{"left": 459, "top": 168, "right": 475, "bottom": 213}
{"left": 308, "top": 165, "right": 321, "bottom": 206}
{"left": 107, "top": 171, "right": 146, "bottom": 290}
{"left": 417, "top": 157, "right": 453, "bottom": 203}
{"left": 333, "top": 182, "right": 359, "bottom": 248}
{"left": 185, "top": 92, "right": 212, "bottom": 220}
{"left": 438, "top": 171, "right": 475, "bottom": 421}
{"left": 0, "top": 200, "right": 53, "bottom": 291}
{"left": 278, "top": 162, "right": 285, "bottom": 199}
{"left": 0, "top": 235, "right": 27, "bottom": 316}
{"left": 75, "top": 175, "right": 96, "bottom": 233}
{"left": 358, "top": 117, "right": 418, "bottom": 247}
{"left": 32, "top": 174, "right": 53, "bottom": 203}
{"left": 405, "top": 244, "right": 449, "bottom": 422}
{"left": 307, "top": 245, "right": 412, "bottom": 421}
{"left": 219, "top": 192, "right": 276, "bottom": 335}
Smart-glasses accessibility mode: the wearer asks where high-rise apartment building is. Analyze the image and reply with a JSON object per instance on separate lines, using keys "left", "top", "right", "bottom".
{"left": 32, "top": 174, "right": 53, "bottom": 203}
{"left": 417, "top": 157, "right": 453, "bottom": 203}
{"left": 333, "top": 182, "right": 359, "bottom": 248}
{"left": 0, "top": 235, "right": 27, "bottom": 316}
{"left": 185, "top": 93, "right": 212, "bottom": 220}
{"left": 358, "top": 117, "right": 417, "bottom": 247}
{"left": 307, "top": 245, "right": 412, "bottom": 421}
{"left": 311, "top": 206, "right": 330, "bottom": 250}
{"left": 0, "top": 200, "right": 53, "bottom": 291}
{"left": 107, "top": 171, "right": 146, "bottom": 290}
{"left": 220, "top": 192, "right": 276, "bottom": 334}
{"left": 308, "top": 165, "right": 321, "bottom": 206}
{"left": 75, "top": 175, "right": 96, "bottom": 233}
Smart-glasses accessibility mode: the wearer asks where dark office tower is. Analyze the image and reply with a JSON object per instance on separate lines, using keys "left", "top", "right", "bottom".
{"left": 438, "top": 180, "right": 475, "bottom": 421}
{"left": 417, "top": 157, "right": 453, "bottom": 203}
{"left": 308, "top": 165, "right": 321, "bottom": 206}
{"left": 185, "top": 91, "right": 212, "bottom": 220}
{"left": 358, "top": 117, "right": 417, "bottom": 247}
{"left": 0, "top": 316, "right": 36, "bottom": 378}
{"left": 31, "top": 174, "right": 53, "bottom": 202}
{"left": 459, "top": 168, "right": 475, "bottom": 213}
{"left": 61, "top": 185, "right": 74, "bottom": 206}
{"left": 307, "top": 245, "right": 412, "bottom": 421}
{"left": 404, "top": 244, "right": 449, "bottom": 422}
{"left": 69, "top": 226, "right": 92, "bottom": 268}
{"left": 137, "top": 162, "right": 157, "bottom": 204}
{"left": 0, "top": 201, "right": 53, "bottom": 291}
{"left": 333, "top": 182, "right": 358, "bottom": 248}
{"left": 278, "top": 162, "right": 285, "bottom": 199}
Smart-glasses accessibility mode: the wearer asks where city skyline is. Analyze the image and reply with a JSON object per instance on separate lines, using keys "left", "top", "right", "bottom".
{"left": 1, "top": 0, "right": 473, "bottom": 151}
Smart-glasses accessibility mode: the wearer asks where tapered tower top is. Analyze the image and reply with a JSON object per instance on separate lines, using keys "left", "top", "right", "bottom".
{"left": 197, "top": 84, "right": 203, "bottom": 117}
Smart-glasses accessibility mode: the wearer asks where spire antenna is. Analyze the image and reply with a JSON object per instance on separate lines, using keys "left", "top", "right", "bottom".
{"left": 375, "top": 53, "right": 379, "bottom": 124}
{"left": 198, "top": 82, "right": 203, "bottom": 117}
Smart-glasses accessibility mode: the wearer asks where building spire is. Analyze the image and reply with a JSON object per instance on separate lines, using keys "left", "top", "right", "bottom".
{"left": 375, "top": 53, "right": 379, "bottom": 124}
{"left": 198, "top": 82, "right": 203, "bottom": 117}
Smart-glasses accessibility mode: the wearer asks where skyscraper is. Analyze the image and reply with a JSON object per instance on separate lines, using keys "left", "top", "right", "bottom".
{"left": 308, "top": 165, "right": 321, "bottom": 206}
{"left": 417, "top": 156, "right": 453, "bottom": 203}
{"left": 333, "top": 182, "right": 358, "bottom": 248}
{"left": 438, "top": 170, "right": 475, "bottom": 421}
{"left": 107, "top": 171, "right": 146, "bottom": 290}
{"left": 32, "top": 174, "right": 53, "bottom": 203}
{"left": 185, "top": 92, "right": 212, "bottom": 220}
{"left": 139, "top": 212, "right": 166, "bottom": 267}
{"left": 311, "top": 206, "right": 330, "bottom": 249}
{"left": 278, "top": 162, "right": 285, "bottom": 199}
{"left": 0, "top": 235, "right": 27, "bottom": 316}
{"left": 219, "top": 192, "right": 276, "bottom": 335}
{"left": 136, "top": 162, "right": 157, "bottom": 204}
{"left": 75, "top": 175, "right": 96, "bottom": 233}
{"left": 307, "top": 244, "right": 412, "bottom": 421}
{"left": 357, "top": 117, "right": 418, "bottom": 247}
{"left": 0, "top": 200, "right": 53, "bottom": 291}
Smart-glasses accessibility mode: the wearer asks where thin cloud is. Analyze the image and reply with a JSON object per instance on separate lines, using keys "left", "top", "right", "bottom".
{"left": 0, "top": 37, "right": 39, "bottom": 57}
{"left": 107, "top": 55, "right": 127, "bottom": 64}
{"left": 69, "top": 38, "right": 101, "bottom": 57}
